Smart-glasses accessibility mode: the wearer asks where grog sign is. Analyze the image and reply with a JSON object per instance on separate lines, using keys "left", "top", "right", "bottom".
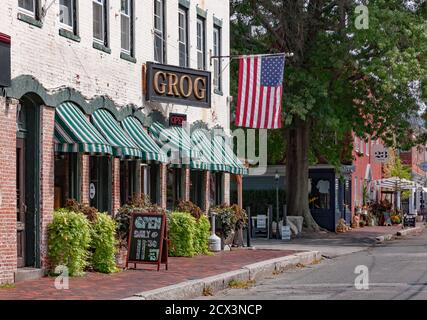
{"left": 145, "top": 62, "right": 211, "bottom": 108}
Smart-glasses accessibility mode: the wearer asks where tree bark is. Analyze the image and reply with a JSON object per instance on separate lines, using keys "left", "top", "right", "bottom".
{"left": 285, "top": 118, "right": 320, "bottom": 232}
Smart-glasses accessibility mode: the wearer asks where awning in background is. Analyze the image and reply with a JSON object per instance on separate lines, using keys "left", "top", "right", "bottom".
{"left": 54, "top": 102, "right": 112, "bottom": 155}
{"left": 121, "top": 117, "right": 168, "bottom": 163}
{"left": 91, "top": 109, "right": 143, "bottom": 158}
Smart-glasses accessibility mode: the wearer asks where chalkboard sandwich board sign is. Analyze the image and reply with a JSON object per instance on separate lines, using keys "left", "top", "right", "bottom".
{"left": 126, "top": 210, "right": 168, "bottom": 271}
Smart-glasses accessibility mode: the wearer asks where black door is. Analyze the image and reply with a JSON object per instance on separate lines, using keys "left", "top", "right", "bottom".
{"left": 16, "top": 138, "right": 26, "bottom": 268}
{"left": 309, "top": 169, "right": 335, "bottom": 231}
{"left": 89, "top": 156, "right": 112, "bottom": 213}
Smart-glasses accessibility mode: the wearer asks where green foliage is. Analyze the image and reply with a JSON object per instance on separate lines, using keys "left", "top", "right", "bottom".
{"left": 90, "top": 212, "right": 118, "bottom": 274}
{"left": 48, "top": 209, "right": 91, "bottom": 276}
{"left": 175, "top": 200, "right": 203, "bottom": 220}
{"left": 210, "top": 204, "right": 248, "bottom": 240}
{"left": 168, "top": 212, "right": 197, "bottom": 257}
{"left": 193, "top": 215, "right": 211, "bottom": 255}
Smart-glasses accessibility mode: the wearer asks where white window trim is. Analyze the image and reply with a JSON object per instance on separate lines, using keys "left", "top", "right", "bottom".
{"left": 18, "top": 0, "right": 37, "bottom": 18}
{"left": 178, "top": 8, "right": 188, "bottom": 67}
{"left": 93, "top": 0, "right": 105, "bottom": 45}
{"left": 59, "top": 0, "right": 74, "bottom": 32}
{"left": 196, "top": 17, "right": 205, "bottom": 70}
{"left": 213, "top": 26, "right": 221, "bottom": 91}
{"left": 154, "top": 0, "right": 164, "bottom": 63}
{"left": 120, "top": 0, "right": 131, "bottom": 55}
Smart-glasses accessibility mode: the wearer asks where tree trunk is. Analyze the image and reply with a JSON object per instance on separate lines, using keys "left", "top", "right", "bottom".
{"left": 285, "top": 118, "right": 320, "bottom": 232}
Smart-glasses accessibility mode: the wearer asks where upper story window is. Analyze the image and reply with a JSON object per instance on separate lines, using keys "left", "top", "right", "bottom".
{"left": 366, "top": 141, "right": 369, "bottom": 156}
{"left": 354, "top": 136, "right": 360, "bottom": 152}
{"left": 18, "top": 0, "right": 38, "bottom": 18}
{"left": 93, "top": 0, "right": 109, "bottom": 47}
{"left": 196, "top": 17, "right": 206, "bottom": 70}
{"left": 59, "top": 0, "right": 77, "bottom": 33}
{"left": 121, "top": 0, "right": 134, "bottom": 55}
{"left": 213, "top": 25, "right": 222, "bottom": 92}
{"left": 154, "top": 0, "right": 165, "bottom": 63}
{"left": 178, "top": 7, "right": 189, "bottom": 67}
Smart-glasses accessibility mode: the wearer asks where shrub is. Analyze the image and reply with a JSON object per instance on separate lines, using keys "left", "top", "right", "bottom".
{"left": 48, "top": 209, "right": 91, "bottom": 276}
{"left": 168, "top": 212, "right": 197, "bottom": 257}
{"left": 90, "top": 212, "right": 118, "bottom": 273}
{"left": 193, "top": 215, "right": 211, "bottom": 255}
{"left": 175, "top": 200, "right": 203, "bottom": 220}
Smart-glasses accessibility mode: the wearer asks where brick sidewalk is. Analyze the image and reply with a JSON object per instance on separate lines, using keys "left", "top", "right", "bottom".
{"left": 0, "top": 249, "right": 297, "bottom": 300}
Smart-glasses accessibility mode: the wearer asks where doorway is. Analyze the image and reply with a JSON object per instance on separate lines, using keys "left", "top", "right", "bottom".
{"left": 89, "top": 156, "right": 112, "bottom": 213}
{"left": 16, "top": 95, "right": 41, "bottom": 268}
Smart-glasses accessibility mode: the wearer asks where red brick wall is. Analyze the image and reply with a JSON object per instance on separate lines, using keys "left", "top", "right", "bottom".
{"left": 204, "top": 171, "right": 210, "bottom": 214}
{"left": 160, "top": 164, "right": 167, "bottom": 209}
{"left": 80, "top": 155, "right": 90, "bottom": 204}
{"left": 184, "top": 167, "right": 190, "bottom": 201}
{"left": 40, "top": 106, "right": 55, "bottom": 270}
{"left": 0, "top": 98, "right": 17, "bottom": 284}
{"left": 112, "top": 158, "right": 120, "bottom": 216}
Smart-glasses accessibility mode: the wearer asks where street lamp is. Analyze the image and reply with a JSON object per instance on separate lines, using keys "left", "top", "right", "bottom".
{"left": 275, "top": 170, "right": 280, "bottom": 239}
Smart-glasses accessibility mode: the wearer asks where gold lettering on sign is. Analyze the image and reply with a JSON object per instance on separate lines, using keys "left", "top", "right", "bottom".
{"left": 167, "top": 73, "right": 179, "bottom": 96}
{"left": 194, "top": 77, "right": 206, "bottom": 100}
{"left": 179, "top": 75, "right": 192, "bottom": 98}
{"left": 153, "top": 71, "right": 167, "bottom": 95}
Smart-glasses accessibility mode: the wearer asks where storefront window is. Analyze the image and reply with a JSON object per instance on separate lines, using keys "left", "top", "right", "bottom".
{"left": 54, "top": 153, "right": 80, "bottom": 209}
{"left": 146, "top": 163, "right": 160, "bottom": 205}
{"left": 120, "top": 160, "right": 138, "bottom": 205}
{"left": 309, "top": 178, "right": 331, "bottom": 210}
{"left": 89, "top": 156, "right": 111, "bottom": 213}
{"left": 167, "top": 168, "right": 184, "bottom": 210}
{"left": 210, "top": 172, "right": 223, "bottom": 206}
{"left": 190, "top": 171, "right": 205, "bottom": 210}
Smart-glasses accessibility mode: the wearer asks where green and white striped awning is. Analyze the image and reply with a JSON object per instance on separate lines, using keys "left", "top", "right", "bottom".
{"left": 149, "top": 121, "right": 196, "bottom": 164}
{"left": 91, "top": 109, "right": 143, "bottom": 158}
{"left": 54, "top": 102, "right": 113, "bottom": 154}
{"left": 191, "top": 128, "right": 248, "bottom": 175}
{"left": 121, "top": 117, "right": 168, "bottom": 163}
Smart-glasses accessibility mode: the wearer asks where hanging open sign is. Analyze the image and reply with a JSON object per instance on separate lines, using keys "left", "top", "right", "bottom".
{"left": 169, "top": 113, "right": 187, "bottom": 127}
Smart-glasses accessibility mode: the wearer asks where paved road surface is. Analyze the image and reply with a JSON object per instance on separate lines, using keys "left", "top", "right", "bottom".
{"left": 201, "top": 230, "right": 427, "bottom": 300}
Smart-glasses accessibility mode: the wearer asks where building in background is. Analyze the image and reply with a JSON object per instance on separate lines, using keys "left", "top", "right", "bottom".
{"left": 0, "top": 0, "right": 247, "bottom": 285}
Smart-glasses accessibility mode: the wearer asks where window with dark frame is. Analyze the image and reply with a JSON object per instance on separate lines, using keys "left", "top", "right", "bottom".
{"left": 196, "top": 16, "right": 206, "bottom": 70}
{"left": 59, "top": 0, "right": 78, "bottom": 34}
{"left": 154, "top": 0, "right": 165, "bottom": 63}
{"left": 178, "top": 6, "right": 188, "bottom": 67}
{"left": 121, "top": 0, "right": 134, "bottom": 56}
{"left": 18, "top": 0, "right": 39, "bottom": 18}
{"left": 93, "top": 0, "right": 109, "bottom": 47}
{"left": 213, "top": 25, "right": 222, "bottom": 92}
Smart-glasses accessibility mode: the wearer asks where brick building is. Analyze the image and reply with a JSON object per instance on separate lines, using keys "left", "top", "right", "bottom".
{"left": 0, "top": 0, "right": 246, "bottom": 284}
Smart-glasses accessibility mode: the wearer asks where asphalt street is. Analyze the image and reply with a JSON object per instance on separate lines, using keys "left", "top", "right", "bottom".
{"left": 202, "top": 229, "right": 427, "bottom": 300}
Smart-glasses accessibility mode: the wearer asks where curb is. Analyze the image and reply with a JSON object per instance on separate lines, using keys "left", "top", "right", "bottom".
{"left": 123, "top": 250, "right": 321, "bottom": 300}
{"left": 396, "top": 226, "right": 424, "bottom": 237}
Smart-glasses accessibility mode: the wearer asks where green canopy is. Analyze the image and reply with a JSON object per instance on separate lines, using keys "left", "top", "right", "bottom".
{"left": 54, "top": 102, "right": 112, "bottom": 154}
{"left": 91, "top": 109, "right": 143, "bottom": 158}
{"left": 121, "top": 117, "right": 168, "bottom": 163}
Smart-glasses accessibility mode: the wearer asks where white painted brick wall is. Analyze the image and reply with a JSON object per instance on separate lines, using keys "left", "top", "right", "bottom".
{"left": 0, "top": 0, "right": 230, "bottom": 130}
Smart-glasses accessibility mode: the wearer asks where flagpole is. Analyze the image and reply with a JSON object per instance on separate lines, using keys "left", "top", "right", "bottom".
{"left": 209, "top": 52, "right": 294, "bottom": 66}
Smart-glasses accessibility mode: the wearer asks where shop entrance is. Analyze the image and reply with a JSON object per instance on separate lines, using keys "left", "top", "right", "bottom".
{"left": 89, "top": 156, "right": 112, "bottom": 213}
{"left": 16, "top": 95, "right": 41, "bottom": 268}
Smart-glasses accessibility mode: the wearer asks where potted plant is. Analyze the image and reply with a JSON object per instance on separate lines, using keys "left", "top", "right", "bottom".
{"left": 359, "top": 220, "right": 366, "bottom": 228}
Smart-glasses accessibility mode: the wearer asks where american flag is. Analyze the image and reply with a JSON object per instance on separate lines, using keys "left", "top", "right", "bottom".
{"left": 235, "top": 55, "right": 285, "bottom": 129}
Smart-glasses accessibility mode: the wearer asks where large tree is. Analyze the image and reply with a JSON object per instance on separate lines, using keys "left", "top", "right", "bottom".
{"left": 230, "top": 0, "right": 427, "bottom": 230}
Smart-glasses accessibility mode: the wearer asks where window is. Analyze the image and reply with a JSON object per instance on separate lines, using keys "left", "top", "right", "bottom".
{"left": 354, "top": 136, "right": 359, "bottom": 152}
{"left": 366, "top": 141, "right": 369, "bottom": 156}
{"left": 120, "top": 0, "right": 134, "bottom": 55}
{"left": 154, "top": 0, "right": 165, "bottom": 63}
{"left": 59, "top": 0, "right": 77, "bottom": 33}
{"left": 196, "top": 17, "right": 206, "bottom": 70}
{"left": 213, "top": 26, "right": 222, "bottom": 92}
{"left": 93, "top": 0, "right": 108, "bottom": 46}
{"left": 178, "top": 7, "right": 188, "bottom": 67}
{"left": 18, "top": 0, "right": 38, "bottom": 17}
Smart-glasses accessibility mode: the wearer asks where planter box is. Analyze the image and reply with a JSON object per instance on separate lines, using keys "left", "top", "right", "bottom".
{"left": 116, "top": 246, "right": 128, "bottom": 269}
